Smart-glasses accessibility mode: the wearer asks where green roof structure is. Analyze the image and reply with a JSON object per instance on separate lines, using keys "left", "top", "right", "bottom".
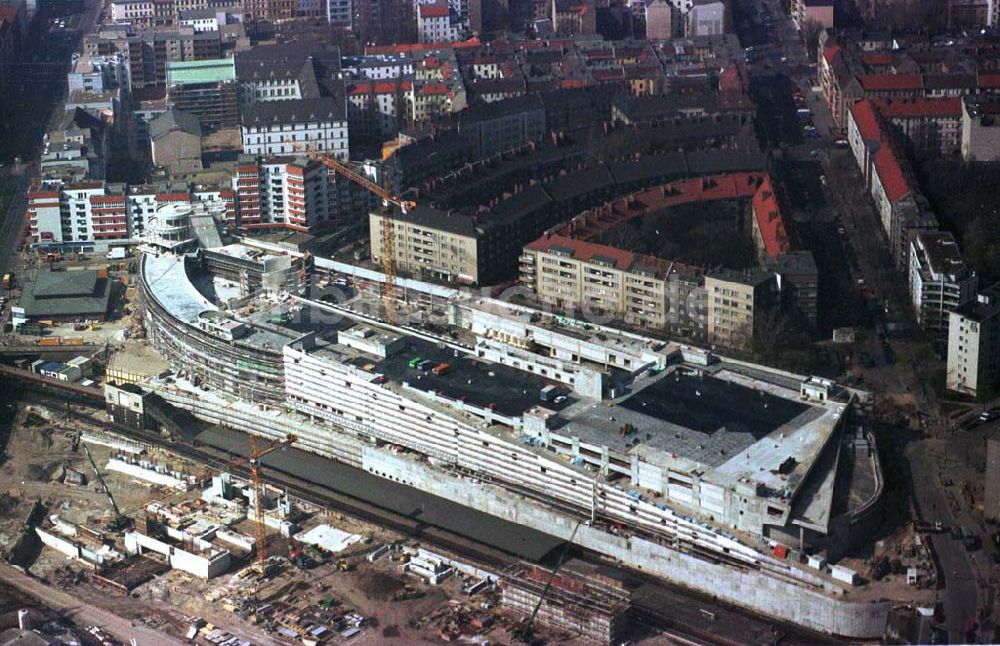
{"left": 166, "top": 58, "right": 236, "bottom": 86}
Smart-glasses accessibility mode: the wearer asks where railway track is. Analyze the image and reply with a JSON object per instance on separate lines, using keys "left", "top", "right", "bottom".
{"left": 3, "top": 375, "right": 837, "bottom": 646}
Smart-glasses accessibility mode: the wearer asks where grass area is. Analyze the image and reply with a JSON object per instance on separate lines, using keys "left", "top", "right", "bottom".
{"left": 918, "top": 160, "right": 1000, "bottom": 285}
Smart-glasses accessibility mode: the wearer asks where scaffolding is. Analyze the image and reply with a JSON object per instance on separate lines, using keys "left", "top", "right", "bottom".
{"left": 501, "top": 561, "right": 631, "bottom": 645}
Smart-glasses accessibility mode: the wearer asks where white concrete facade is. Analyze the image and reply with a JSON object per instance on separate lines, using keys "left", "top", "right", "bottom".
{"left": 241, "top": 118, "right": 348, "bottom": 159}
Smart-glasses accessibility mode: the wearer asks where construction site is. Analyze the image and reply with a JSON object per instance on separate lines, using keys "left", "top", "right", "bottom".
{"left": 1, "top": 391, "right": 689, "bottom": 646}
{"left": 0, "top": 153, "right": 945, "bottom": 644}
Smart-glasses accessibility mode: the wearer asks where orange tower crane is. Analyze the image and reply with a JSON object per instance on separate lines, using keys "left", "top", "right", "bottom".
{"left": 113, "top": 434, "right": 297, "bottom": 567}
{"left": 306, "top": 151, "right": 415, "bottom": 322}
{"left": 247, "top": 434, "right": 297, "bottom": 566}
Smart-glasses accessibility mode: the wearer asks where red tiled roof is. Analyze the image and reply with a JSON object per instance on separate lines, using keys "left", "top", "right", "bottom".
{"left": 419, "top": 82, "right": 449, "bottom": 95}
{"left": 860, "top": 52, "right": 894, "bottom": 67}
{"left": 348, "top": 80, "right": 413, "bottom": 95}
{"left": 849, "top": 100, "right": 882, "bottom": 141}
{"left": 858, "top": 74, "right": 922, "bottom": 92}
{"left": 978, "top": 73, "right": 1000, "bottom": 89}
{"left": 526, "top": 234, "right": 634, "bottom": 269}
{"left": 822, "top": 45, "right": 841, "bottom": 65}
{"left": 850, "top": 99, "right": 915, "bottom": 203}
{"left": 90, "top": 196, "right": 125, "bottom": 205}
{"left": 751, "top": 176, "right": 791, "bottom": 260}
{"left": 156, "top": 192, "right": 191, "bottom": 202}
{"left": 365, "top": 36, "right": 480, "bottom": 55}
{"left": 873, "top": 97, "right": 962, "bottom": 118}
{"left": 419, "top": 4, "right": 450, "bottom": 18}
{"left": 591, "top": 68, "right": 623, "bottom": 82}
{"left": 555, "top": 173, "right": 765, "bottom": 240}
{"left": 873, "top": 144, "right": 911, "bottom": 203}
{"left": 525, "top": 234, "right": 673, "bottom": 276}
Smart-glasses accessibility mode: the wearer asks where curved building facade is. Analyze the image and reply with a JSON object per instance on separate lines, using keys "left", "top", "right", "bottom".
{"left": 140, "top": 251, "right": 290, "bottom": 405}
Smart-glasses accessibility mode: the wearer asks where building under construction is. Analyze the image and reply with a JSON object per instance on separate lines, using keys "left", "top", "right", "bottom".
{"left": 501, "top": 561, "right": 630, "bottom": 645}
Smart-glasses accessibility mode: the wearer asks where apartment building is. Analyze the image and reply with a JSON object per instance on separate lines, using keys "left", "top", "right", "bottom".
{"left": 947, "top": 285, "right": 1000, "bottom": 397}
{"left": 551, "top": 0, "right": 595, "bottom": 35}
{"left": 68, "top": 54, "right": 131, "bottom": 94}
{"left": 874, "top": 97, "right": 963, "bottom": 158}
{"left": 370, "top": 206, "right": 481, "bottom": 283}
{"left": 149, "top": 107, "right": 203, "bottom": 172}
{"left": 417, "top": 3, "right": 460, "bottom": 43}
{"left": 908, "top": 231, "right": 977, "bottom": 337}
{"left": 165, "top": 58, "right": 239, "bottom": 129}
{"left": 346, "top": 80, "right": 411, "bottom": 136}
{"left": 792, "top": 0, "right": 833, "bottom": 30}
{"left": 110, "top": 0, "right": 156, "bottom": 27}
{"left": 644, "top": 0, "right": 672, "bottom": 40}
{"left": 234, "top": 42, "right": 342, "bottom": 107}
{"left": 750, "top": 175, "right": 792, "bottom": 265}
{"left": 848, "top": 100, "right": 938, "bottom": 269}
{"left": 686, "top": 0, "right": 725, "bottom": 36}
{"left": 326, "top": 0, "right": 352, "bottom": 25}
{"left": 241, "top": 97, "right": 348, "bottom": 159}
{"left": 705, "top": 267, "right": 778, "bottom": 350}
{"left": 457, "top": 93, "right": 545, "bottom": 159}
{"left": 84, "top": 26, "right": 222, "bottom": 89}
{"left": 962, "top": 96, "right": 1000, "bottom": 161}
{"left": 27, "top": 179, "right": 238, "bottom": 250}
{"left": 519, "top": 234, "right": 708, "bottom": 334}
{"left": 27, "top": 181, "right": 131, "bottom": 251}
{"left": 231, "top": 155, "right": 337, "bottom": 232}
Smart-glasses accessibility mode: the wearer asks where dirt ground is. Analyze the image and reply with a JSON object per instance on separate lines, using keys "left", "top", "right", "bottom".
{"left": 0, "top": 400, "right": 690, "bottom": 645}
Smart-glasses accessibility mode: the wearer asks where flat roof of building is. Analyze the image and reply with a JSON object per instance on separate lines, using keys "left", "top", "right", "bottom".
{"left": 372, "top": 336, "right": 576, "bottom": 417}
{"left": 166, "top": 57, "right": 236, "bottom": 85}
{"left": 619, "top": 372, "right": 809, "bottom": 439}
{"left": 558, "top": 369, "right": 822, "bottom": 468}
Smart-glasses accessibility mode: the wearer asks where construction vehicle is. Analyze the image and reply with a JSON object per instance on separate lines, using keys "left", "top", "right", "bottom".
{"left": 305, "top": 151, "right": 414, "bottom": 323}
{"left": 83, "top": 445, "right": 132, "bottom": 532}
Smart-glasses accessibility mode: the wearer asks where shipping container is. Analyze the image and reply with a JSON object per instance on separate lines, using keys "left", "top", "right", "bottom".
{"left": 38, "top": 337, "right": 61, "bottom": 347}
{"left": 62, "top": 337, "right": 84, "bottom": 345}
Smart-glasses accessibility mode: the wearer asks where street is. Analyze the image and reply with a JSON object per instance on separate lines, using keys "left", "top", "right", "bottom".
{"left": 0, "top": 563, "right": 187, "bottom": 645}
{"left": 729, "top": 0, "right": 995, "bottom": 640}
{"left": 909, "top": 440, "right": 983, "bottom": 641}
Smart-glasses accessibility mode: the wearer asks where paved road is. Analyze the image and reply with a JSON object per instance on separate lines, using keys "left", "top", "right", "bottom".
{"left": 908, "top": 442, "right": 981, "bottom": 642}
{"left": 0, "top": 175, "right": 29, "bottom": 279}
{"left": 0, "top": 563, "right": 186, "bottom": 645}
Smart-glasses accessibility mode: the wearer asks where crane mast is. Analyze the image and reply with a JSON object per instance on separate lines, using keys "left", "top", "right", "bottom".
{"left": 306, "top": 151, "right": 413, "bottom": 323}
